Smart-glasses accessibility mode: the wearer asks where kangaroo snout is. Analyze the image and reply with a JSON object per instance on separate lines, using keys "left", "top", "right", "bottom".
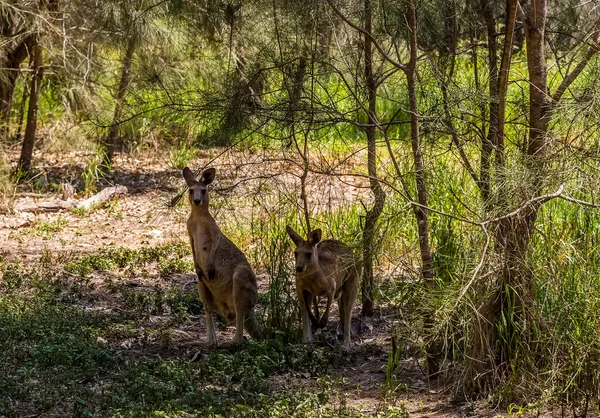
{"left": 296, "top": 265, "right": 305, "bottom": 273}
{"left": 193, "top": 198, "right": 202, "bottom": 206}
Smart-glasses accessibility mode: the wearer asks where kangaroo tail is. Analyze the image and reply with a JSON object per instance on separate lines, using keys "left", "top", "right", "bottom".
{"left": 244, "top": 311, "right": 264, "bottom": 340}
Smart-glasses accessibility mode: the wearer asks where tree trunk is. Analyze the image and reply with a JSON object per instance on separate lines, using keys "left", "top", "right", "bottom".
{"left": 406, "top": 0, "right": 434, "bottom": 284}
{"left": 465, "top": 0, "right": 550, "bottom": 393}
{"left": 480, "top": 0, "right": 499, "bottom": 205}
{"left": 0, "top": 37, "right": 34, "bottom": 143}
{"left": 497, "top": 0, "right": 550, "bottom": 358}
{"left": 404, "top": 0, "right": 439, "bottom": 374}
{"left": 18, "top": 40, "right": 43, "bottom": 175}
{"left": 285, "top": 55, "right": 307, "bottom": 125}
{"left": 496, "top": 0, "right": 519, "bottom": 177}
{"left": 103, "top": 36, "right": 136, "bottom": 165}
{"left": 525, "top": 0, "right": 550, "bottom": 163}
{"left": 15, "top": 77, "right": 29, "bottom": 142}
{"left": 361, "top": 0, "right": 385, "bottom": 317}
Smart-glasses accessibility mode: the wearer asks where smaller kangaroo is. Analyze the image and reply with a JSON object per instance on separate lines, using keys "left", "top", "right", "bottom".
{"left": 184, "top": 167, "right": 262, "bottom": 346}
{"left": 286, "top": 226, "right": 359, "bottom": 346}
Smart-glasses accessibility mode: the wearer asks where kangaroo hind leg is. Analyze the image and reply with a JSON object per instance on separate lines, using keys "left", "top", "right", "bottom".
{"left": 198, "top": 280, "right": 218, "bottom": 346}
{"left": 340, "top": 276, "right": 359, "bottom": 346}
{"left": 232, "top": 268, "right": 258, "bottom": 343}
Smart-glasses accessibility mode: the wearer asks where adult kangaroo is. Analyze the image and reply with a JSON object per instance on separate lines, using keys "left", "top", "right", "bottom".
{"left": 184, "top": 167, "right": 262, "bottom": 346}
{"left": 286, "top": 226, "right": 359, "bottom": 346}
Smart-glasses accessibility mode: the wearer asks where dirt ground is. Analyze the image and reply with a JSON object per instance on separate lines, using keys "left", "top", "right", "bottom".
{"left": 1, "top": 148, "right": 530, "bottom": 417}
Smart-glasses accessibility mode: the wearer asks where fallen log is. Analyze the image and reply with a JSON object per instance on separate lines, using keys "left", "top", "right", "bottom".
{"left": 15, "top": 200, "right": 74, "bottom": 212}
{"left": 75, "top": 185, "right": 128, "bottom": 210}
{"left": 13, "top": 185, "right": 128, "bottom": 213}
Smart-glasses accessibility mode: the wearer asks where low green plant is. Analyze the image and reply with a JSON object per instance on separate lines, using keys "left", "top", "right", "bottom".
{"left": 249, "top": 212, "right": 301, "bottom": 342}
{"left": 65, "top": 242, "right": 191, "bottom": 277}
{"left": 81, "top": 148, "right": 108, "bottom": 195}
{"left": 169, "top": 143, "right": 198, "bottom": 169}
{"left": 32, "top": 216, "right": 68, "bottom": 239}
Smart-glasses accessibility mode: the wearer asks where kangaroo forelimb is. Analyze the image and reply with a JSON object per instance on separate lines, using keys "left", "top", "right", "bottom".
{"left": 319, "top": 296, "right": 332, "bottom": 329}
{"left": 303, "top": 291, "right": 321, "bottom": 329}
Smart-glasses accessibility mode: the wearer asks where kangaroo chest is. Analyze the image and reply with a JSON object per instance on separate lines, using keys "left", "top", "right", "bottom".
{"left": 188, "top": 221, "right": 219, "bottom": 270}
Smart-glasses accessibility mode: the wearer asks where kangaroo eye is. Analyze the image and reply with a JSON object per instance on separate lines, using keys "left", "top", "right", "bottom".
{"left": 189, "top": 190, "right": 193, "bottom": 194}
{"left": 201, "top": 189, "right": 206, "bottom": 194}
{"left": 307, "top": 252, "right": 312, "bottom": 259}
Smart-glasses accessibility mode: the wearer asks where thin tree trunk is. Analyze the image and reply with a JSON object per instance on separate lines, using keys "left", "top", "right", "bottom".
{"left": 0, "top": 37, "right": 34, "bottom": 143}
{"left": 406, "top": 0, "right": 434, "bottom": 283}
{"left": 405, "top": 0, "right": 438, "bottom": 375}
{"left": 480, "top": 0, "right": 499, "bottom": 205}
{"left": 18, "top": 40, "right": 43, "bottom": 175}
{"left": 0, "top": 74, "right": 18, "bottom": 142}
{"left": 495, "top": 0, "right": 550, "bottom": 352}
{"left": 496, "top": 0, "right": 519, "bottom": 175}
{"left": 361, "top": 0, "right": 385, "bottom": 317}
{"left": 525, "top": 0, "right": 550, "bottom": 163}
{"left": 15, "top": 78, "right": 29, "bottom": 142}
{"left": 466, "top": 0, "right": 550, "bottom": 393}
{"left": 103, "top": 36, "right": 136, "bottom": 165}
{"left": 286, "top": 55, "right": 307, "bottom": 125}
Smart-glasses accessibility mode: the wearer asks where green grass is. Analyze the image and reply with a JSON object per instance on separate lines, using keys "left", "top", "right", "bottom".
{"left": 19, "top": 216, "right": 69, "bottom": 240}
{"left": 0, "top": 243, "right": 411, "bottom": 417}
{"left": 64, "top": 242, "right": 192, "bottom": 278}
{"left": 81, "top": 148, "right": 108, "bottom": 195}
{"left": 168, "top": 143, "right": 199, "bottom": 169}
{"left": 0, "top": 293, "right": 349, "bottom": 416}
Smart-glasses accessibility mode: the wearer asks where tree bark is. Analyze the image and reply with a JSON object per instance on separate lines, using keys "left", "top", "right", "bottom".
{"left": 361, "top": 0, "right": 385, "bottom": 317}
{"left": 496, "top": 0, "right": 519, "bottom": 173}
{"left": 103, "top": 36, "right": 136, "bottom": 165}
{"left": 18, "top": 40, "right": 43, "bottom": 175}
{"left": 480, "top": 0, "right": 499, "bottom": 205}
{"left": 525, "top": 0, "right": 550, "bottom": 162}
{"left": 406, "top": 0, "right": 434, "bottom": 283}
{"left": 0, "top": 36, "right": 34, "bottom": 143}
{"left": 466, "top": 0, "right": 551, "bottom": 393}
{"left": 498, "top": 0, "right": 549, "bottom": 352}
{"left": 15, "top": 76, "right": 29, "bottom": 142}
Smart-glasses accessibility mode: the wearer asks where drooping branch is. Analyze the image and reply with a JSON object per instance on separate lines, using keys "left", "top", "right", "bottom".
{"left": 550, "top": 17, "right": 600, "bottom": 107}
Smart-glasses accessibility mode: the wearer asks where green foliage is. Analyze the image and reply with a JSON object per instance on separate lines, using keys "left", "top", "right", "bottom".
{"left": 0, "top": 258, "right": 362, "bottom": 417}
{"left": 81, "top": 148, "right": 108, "bottom": 195}
{"left": 65, "top": 242, "right": 192, "bottom": 278}
{"left": 251, "top": 212, "right": 302, "bottom": 342}
{"left": 168, "top": 142, "right": 198, "bottom": 169}
{"left": 34, "top": 216, "right": 68, "bottom": 239}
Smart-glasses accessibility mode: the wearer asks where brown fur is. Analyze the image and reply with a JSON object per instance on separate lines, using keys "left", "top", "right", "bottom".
{"left": 286, "top": 226, "right": 360, "bottom": 346}
{"left": 183, "top": 167, "right": 262, "bottom": 346}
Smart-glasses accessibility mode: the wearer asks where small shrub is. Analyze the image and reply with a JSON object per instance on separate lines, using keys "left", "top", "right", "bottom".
{"left": 32, "top": 217, "right": 68, "bottom": 240}
{"left": 81, "top": 148, "right": 108, "bottom": 195}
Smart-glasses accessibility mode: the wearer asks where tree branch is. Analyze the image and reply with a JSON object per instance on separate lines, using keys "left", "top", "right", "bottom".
{"left": 324, "top": 0, "right": 408, "bottom": 72}
{"left": 551, "top": 17, "right": 600, "bottom": 106}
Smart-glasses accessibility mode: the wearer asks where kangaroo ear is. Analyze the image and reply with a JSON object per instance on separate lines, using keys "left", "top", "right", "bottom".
{"left": 201, "top": 167, "right": 216, "bottom": 185}
{"left": 182, "top": 167, "right": 197, "bottom": 186}
{"left": 309, "top": 229, "right": 322, "bottom": 245}
{"left": 286, "top": 226, "right": 303, "bottom": 246}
